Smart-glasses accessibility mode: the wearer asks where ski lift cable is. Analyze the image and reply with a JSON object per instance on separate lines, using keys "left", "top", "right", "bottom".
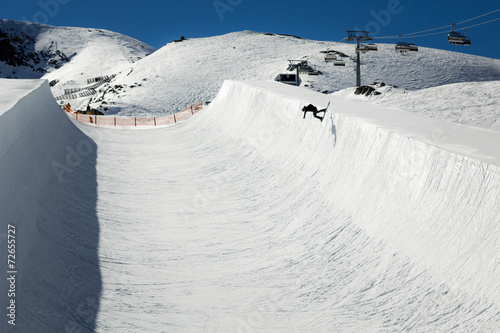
{"left": 400, "top": 24, "right": 454, "bottom": 37}
{"left": 373, "top": 30, "right": 449, "bottom": 39}
{"left": 455, "top": 8, "right": 500, "bottom": 25}
{"left": 372, "top": 8, "right": 500, "bottom": 40}
{"left": 411, "top": 30, "right": 455, "bottom": 38}
{"left": 465, "top": 16, "right": 500, "bottom": 29}
{"left": 371, "top": 34, "right": 403, "bottom": 40}
{"left": 410, "top": 17, "right": 500, "bottom": 38}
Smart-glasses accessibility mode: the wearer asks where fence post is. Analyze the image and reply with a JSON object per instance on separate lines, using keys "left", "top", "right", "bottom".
{"left": 135, "top": 118, "right": 137, "bottom": 127}
{"left": 191, "top": 106, "right": 193, "bottom": 115}
{"left": 154, "top": 117, "right": 157, "bottom": 126}
{"left": 173, "top": 114, "right": 177, "bottom": 123}
{"left": 114, "top": 117, "right": 116, "bottom": 127}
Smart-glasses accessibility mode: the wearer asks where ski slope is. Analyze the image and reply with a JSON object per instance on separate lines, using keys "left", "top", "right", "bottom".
{"left": 1, "top": 77, "right": 500, "bottom": 332}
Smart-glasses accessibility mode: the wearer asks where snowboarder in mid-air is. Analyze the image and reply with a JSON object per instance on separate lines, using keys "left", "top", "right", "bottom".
{"left": 302, "top": 102, "right": 329, "bottom": 122}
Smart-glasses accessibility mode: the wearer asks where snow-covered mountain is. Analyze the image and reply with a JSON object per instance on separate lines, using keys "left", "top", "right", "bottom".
{"left": 97, "top": 30, "right": 500, "bottom": 116}
{"left": 0, "top": 19, "right": 155, "bottom": 90}
{"left": 2, "top": 22, "right": 500, "bottom": 120}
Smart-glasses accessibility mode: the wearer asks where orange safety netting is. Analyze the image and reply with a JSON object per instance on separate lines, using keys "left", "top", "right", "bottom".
{"left": 62, "top": 102, "right": 203, "bottom": 128}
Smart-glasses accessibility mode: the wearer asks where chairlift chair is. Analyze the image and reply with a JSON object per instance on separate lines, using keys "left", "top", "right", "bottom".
{"left": 324, "top": 53, "right": 336, "bottom": 62}
{"left": 409, "top": 37, "right": 418, "bottom": 51}
{"left": 334, "top": 59, "right": 345, "bottom": 66}
{"left": 448, "top": 25, "right": 471, "bottom": 45}
{"left": 395, "top": 42, "right": 411, "bottom": 52}
{"left": 356, "top": 44, "right": 370, "bottom": 53}
{"left": 395, "top": 35, "right": 418, "bottom": 52}
{"left": 396, "top": 42, "right": 418, "bottom": 52}
{"left": 367, "top": 43, "right": 378, "bottom": 51}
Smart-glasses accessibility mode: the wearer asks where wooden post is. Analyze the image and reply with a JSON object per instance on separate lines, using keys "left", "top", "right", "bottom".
{"left": 114, "top": 117, "right": 116, "bottom": 126}
{"left": 191, "top": 106, "right": 193, "bottom": 114}
{"left": 154, "top": 117, "right": 157, "bottom": 126}
{"left": 173, "top": 114, "right": 177, "bottom": 123}
{"left": 135, "top": 118, "right": 137, "bottom": 127}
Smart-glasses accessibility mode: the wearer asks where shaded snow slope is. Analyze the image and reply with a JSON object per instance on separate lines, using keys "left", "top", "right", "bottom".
{"left": 1, "top": 79, "right": 499, "bottom": 332}
{"left": 0, "top": 79, "right": 101, "bottom": 332}
{"left": 102, "top": 31, "right": 500, "bottom": 116}
{"left": 333, "top": 80, "right": 500, "bottom": 131}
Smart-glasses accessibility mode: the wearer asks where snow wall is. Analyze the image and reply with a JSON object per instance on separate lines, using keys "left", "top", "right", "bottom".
{"left": 0, "top": 80, "right": 101, "bottom": 332}
{"left": 200, "top": 80, "right": 500, "bottom": 308}
{"left": 0, "top": 78, "right": 499, "bottom": 331}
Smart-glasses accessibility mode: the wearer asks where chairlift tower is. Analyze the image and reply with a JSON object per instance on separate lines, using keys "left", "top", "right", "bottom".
{"left": 344, "top": 31, "right": 374, "bottom": 87}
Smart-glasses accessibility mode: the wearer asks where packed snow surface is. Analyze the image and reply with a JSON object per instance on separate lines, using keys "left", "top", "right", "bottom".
{"left": 333, "top": 80, "right": 500, "bottom": 131}
{"left": 1, "top": 78, "right": 499, "bottom": 332}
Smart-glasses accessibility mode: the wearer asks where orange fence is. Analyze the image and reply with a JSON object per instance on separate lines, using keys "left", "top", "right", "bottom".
{"left": 64, "top": 102, "right": 203, "bottom": 128}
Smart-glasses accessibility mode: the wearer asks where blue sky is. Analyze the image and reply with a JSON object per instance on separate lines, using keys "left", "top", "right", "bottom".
{"left": 3, "top": 0, "right": 500, "bottom": 59}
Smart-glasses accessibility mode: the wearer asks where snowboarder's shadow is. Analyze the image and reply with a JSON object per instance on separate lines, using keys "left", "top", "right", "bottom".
{"left": 302, "top": 103, "right": 328, "bottom": 122}
{"left": 331, "top": 123, "right": 337, "bottom": 147}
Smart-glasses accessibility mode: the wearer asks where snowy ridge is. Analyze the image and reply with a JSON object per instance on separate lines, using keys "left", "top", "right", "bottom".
{"left": 0, "top": 79, "right": 100, "bottom": 332}
{"left": 0, "top": 19, "right": 155, "bottom": 78}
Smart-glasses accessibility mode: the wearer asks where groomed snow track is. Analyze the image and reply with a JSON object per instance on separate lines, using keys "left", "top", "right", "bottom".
{"left": 1, "top": 79, "right": 500, "bottom": 332}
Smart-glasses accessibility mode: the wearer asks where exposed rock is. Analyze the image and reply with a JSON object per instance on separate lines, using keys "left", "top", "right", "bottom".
{"left": 354, "top": 85, "right": 376, "bottom": 96}
{"left": 0, "top": 39, "right": 18, "bottom": 66}
{"left": 0, "top": 26, "right": 70, "bottom": 76}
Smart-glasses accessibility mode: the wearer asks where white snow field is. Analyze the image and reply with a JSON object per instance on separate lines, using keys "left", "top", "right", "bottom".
{"left": 1, "top": 77, "right": 500, "bottom": 333}
{"left": 332, "top": 80, "right": 500, "bottom": 131}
